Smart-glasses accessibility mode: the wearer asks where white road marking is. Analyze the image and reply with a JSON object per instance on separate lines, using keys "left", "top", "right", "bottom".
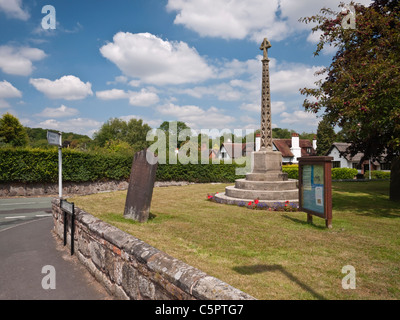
{"left": 0, "top": 202, "right": 41, "bottom": 206}
{"left": 35, "top": 214, "right": 52, "bottom": 217}
{"left": 5, "top": 216, "right": 26, "bottom": 219}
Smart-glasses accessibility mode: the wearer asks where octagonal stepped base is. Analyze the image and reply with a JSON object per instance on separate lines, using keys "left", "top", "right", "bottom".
{"left": 213, "top": 192, "right": 299, "bottom": 206}
{"left": 225, "top": 186, "right": 298, "bottom": 201}
{"left": 235, "top": 179, "right": 298, "bottom": 191}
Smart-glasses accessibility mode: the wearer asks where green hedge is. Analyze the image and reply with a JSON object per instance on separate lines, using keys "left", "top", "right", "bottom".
{"left": 331, "top": 168, "right": 358, "bottom": 180}
{"left": 0, "top": 148, "right": 132, "bottom": 183}
{"left": 1, "top": 148, "right": 367, "bottom": 183}
{"left": 364, "top": 170, "right": 391, "bottom": 180}
{"left": 0, "top": 148, "right": 246, "bottom": 183}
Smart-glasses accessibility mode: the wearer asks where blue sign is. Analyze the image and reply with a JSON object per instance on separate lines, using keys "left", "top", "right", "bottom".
{"left": 301, "top": 164, "right": 325, "bottom": 215}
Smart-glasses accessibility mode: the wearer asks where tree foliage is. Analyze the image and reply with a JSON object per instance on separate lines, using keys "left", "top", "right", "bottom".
{"left": 0, "top": 113, "right": 29, "bottom": 147}
{"left": 316, "top": 117, "right": 336, "bottom": 155}
{"left": 93, "top": 117, "right": 152, "bottom": 152}
{"left": 300, "top": 0, "right": 400, "bottom": 162}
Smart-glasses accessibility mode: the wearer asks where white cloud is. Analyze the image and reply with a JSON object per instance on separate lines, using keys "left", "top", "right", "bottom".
{"left": 0, "top": 0, "right": 29, "bottom": 20}
{"left": 280, "top": 110, "right": 319, "bottom": 127}
{"left": 96, "top": 89, "right": 129, "bottom": 100}
{"left": 157, "top": 103, "right": 236, "bottom": 129}
{"left": 36, "top": 105, "right": 79, "bottom": 118}
{"left": 0, "top": 80, "right": 22, "bottom": 109}
{"left": 30, "top": 75, "right": 93, "bottom": 100}
{"left": 271, "top": 63, "right": 324, "bottom": 94}
{"left": 166, "top": 0, "right": 373, "bottom": 42}
{"left": 0, "top": 80, "right": 22, "bottom": 99}
{"left": 176, "top": 83, "right": 242, "bottom": 101}
{"left": 128, "top": 89, "right": 159, "bottom": 106}
{"left": 38, "top": 117, "right": 102, "bottom": 137}
{"left": 100, "top": 32, "right": 214, "bottom": 85}
{"left": 166, "top": 0, "right": 289, "bottom": 42}
{"left": 119, "top": 114, "right": 162, "bottom": 128}
{"left": 0, "top": 99, "right": 10, "bottom": 109}
{"left": 240, "top": 100, "right": 286, "bottom": 115}
{"left": 0, "top": 46, "right": 46, "bottom": 76}
{"left": 96, "top": 88, "right": 159, "bottom": 107}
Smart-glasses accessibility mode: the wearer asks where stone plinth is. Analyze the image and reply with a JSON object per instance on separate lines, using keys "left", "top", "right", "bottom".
{"left": 214, "top": 149, "right": 299, "bottom": 205}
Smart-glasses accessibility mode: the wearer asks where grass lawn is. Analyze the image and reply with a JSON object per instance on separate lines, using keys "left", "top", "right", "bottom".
{"left": 70, "top": 180, "right": 400, "bottom": 300}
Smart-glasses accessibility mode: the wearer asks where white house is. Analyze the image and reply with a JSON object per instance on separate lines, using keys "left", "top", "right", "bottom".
{"left": 325, "top": 142, "right": 391, "bottom": 173}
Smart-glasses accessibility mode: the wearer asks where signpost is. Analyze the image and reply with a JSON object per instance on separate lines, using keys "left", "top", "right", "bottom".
{"left": 47, "top": 131, "right": 62, "bottom": 198}
{"left": 298, "top": 156, "right": 333, "bottom": 228}
{"left": 60, "top": 199, "right": 75, "bottom": 255}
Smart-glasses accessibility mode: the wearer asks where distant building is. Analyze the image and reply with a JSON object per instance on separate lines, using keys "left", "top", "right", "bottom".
{"left": 325, "top": 142, "right": 391, "bottom": 173}
{"left": 218, "top": 133, "right": 317, "bottom": 164}
{"left": 270, "top": 133, "right": 317, "bottom": 164}
{"left": 219, "top": 142, "right": 255, "bottom": 160}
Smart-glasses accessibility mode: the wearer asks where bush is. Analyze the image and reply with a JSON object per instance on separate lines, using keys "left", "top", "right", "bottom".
{"left": 364, "top": 170, "right": 391, "bottom": 180}
{"left": 282, "top": 166, "right": 299, "bottom": 179}
{"left": 331, "top": 168, "right": 358, "bottom": 180}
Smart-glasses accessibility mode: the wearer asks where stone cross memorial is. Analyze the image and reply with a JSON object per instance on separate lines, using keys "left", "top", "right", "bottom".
{"left": 124, "top": 149, "right": 158, "bottom": 223}
{"left": 214, "top": 37, "right": 299, "bottom": 205}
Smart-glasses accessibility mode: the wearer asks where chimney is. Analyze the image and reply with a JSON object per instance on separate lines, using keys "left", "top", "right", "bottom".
{"left": 312, "top": 136, "right": 317, "bottom": 151}
{"left": 255, "top": 133, "right": 260, "bottom": 151}
{"left": 291, "top": 133, "right": 301, "bottom": 163}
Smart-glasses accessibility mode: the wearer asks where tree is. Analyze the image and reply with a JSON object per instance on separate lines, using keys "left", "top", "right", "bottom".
{"left": 316, "top": 117, "right": 336, "bottom": 155}
{"left": 158, "top": 121, "right": 191, "bottom": 148}
{"left": 0, "top": 113, "right": 29, "bottom": 147}
{"left": 300, "top": 0, "right": 400, "bottom": 200}
{"left": 93, "top": 117, "right": 152, "bottom": 152}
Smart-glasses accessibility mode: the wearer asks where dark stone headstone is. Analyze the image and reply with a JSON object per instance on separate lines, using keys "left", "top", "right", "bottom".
{"left": 390, "top": 157, "right": 400, "bottom": 202}
{"left": 124, "top": 149, "right": 158, "bottom": 222}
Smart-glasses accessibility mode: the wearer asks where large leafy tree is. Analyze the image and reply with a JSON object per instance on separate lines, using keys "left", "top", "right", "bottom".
{"left": 300, "top": 0, "right": 400, "bottom": 200}
{"left": 316, "top": 117, "right": 336, "bottom": 156}
{"left": 0, "top": 113, "right": 29, "bottom": 147}
{"left": 94, "top": 118, "right": 152, "bottom": 152}
{"left": 158, "top": 121, "right": 191, "bottom": 148}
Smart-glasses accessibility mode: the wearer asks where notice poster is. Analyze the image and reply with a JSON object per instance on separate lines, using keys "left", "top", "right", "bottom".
{"left": 303, "top": 165, "right": 312, "bottom": 190}
{"left": 302, "top": 164, "right": 325, "bottom": 215}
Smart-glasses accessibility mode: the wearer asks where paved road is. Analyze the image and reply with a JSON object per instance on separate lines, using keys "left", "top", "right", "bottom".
{"left": 0, "top": 198, "right": 53, "bottom": 231}
{"left": 0, "top": 197, "right": 113, "bottom": 300}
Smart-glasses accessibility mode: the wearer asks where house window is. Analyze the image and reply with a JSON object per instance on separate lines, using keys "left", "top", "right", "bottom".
{"left": 381, "top": 163, "right": 391, "bottom": 170}
{"left": 332, "top": 161, "right": 341, "bottom": 168}
{"left": 306, "top": 147, "right": 312, "bottom": 154}
{"left": 352, "top": 163, "right": 361, "bottom": 170}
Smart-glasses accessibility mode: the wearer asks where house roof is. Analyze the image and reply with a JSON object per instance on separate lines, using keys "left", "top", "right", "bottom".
{"left": 327, "top": 143, "right": 364, "bottom": 162}
{"left": 221, "top": 143, "right": 254, "bottom": 158}
{"left": 273, "top": 140, "right": 294, "bottom": 157}
{"left": 273, "top": 139, "right": 316, "bottom": 158}
{"left": 327, "top": 142, "right": 385, "bottom": 165}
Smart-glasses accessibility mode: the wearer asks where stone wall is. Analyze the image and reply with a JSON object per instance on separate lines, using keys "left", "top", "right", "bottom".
{"left": 0, "top": 180, "right": 196, "bottom": 198}
{"left": 0, "top": 180, "right": 129, "bottom": 198}
{"left": 52, "top": 198, "right": 255, "bottom": 300}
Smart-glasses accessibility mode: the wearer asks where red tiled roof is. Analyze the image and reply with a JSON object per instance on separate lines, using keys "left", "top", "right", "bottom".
{"left": 272, "top": 139, "right": 293, "bottom": 157}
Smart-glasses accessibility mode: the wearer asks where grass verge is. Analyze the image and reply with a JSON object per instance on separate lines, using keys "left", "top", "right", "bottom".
{"left": 70, "top": 180, "right": 400, "bottom": 300}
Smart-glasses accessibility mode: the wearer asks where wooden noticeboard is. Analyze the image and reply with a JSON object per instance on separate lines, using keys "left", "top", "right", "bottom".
{"left": 298, "top": 156, "right": 333, "bottom": 228}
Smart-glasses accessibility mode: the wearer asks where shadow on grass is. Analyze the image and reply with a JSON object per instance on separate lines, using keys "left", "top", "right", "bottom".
{"left": 332, "top": 194, "right": 400, "bottom": 219}
{"left": 232, "top": 264, "right": 326, "bottom": 300}
{"left": 282, "top": 215, "right": 328, "bottom": 230}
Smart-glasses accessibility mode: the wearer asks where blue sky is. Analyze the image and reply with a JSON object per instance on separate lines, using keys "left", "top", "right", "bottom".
{"left": 0, "top": 0, "right": 372, "bottom": 138}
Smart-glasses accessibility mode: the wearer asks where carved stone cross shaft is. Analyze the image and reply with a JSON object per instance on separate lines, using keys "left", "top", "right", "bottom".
{"left": 260, "top": 38, "right": 273, "bottom": 150}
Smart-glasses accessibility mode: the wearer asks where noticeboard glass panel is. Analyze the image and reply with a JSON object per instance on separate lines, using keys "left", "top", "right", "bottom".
{"left": 301, "top": 164, "right": 325, "bottom": 216}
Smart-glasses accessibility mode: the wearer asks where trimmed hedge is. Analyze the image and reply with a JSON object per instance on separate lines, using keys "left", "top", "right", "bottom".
{"left": 1, "top": 148, "right": 369, "bottom": 184}
{"left": 0, "top": 148, "right": 132, "bottom": 183}
{"left": 331, "top": 168, "right": 358, "bottom": 180}
{"left": 364, "top": 170, "right": 391, "bottom": 180}
{"left": 0, "top": 148, "right": 245, "bottom": 183}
